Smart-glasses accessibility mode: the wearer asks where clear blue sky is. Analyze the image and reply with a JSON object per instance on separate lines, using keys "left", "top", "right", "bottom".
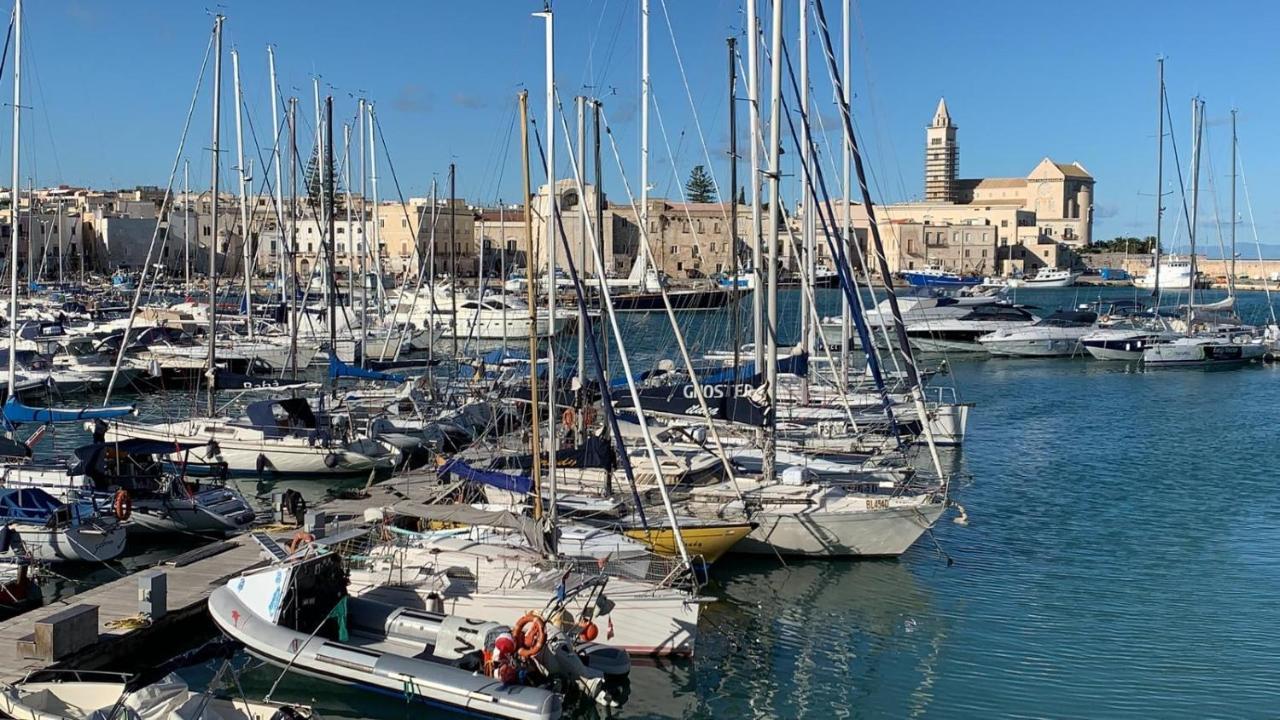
{"left": 11, "top": 0, "right": 1280, "bottom": 251}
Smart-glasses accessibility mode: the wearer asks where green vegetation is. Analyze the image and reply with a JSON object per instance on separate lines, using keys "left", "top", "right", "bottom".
{"left": 685, "top": 165, "right": 717, "bottom": 204}
{"left": 1081, "top": 236, "right": 1159, "bottom": 254}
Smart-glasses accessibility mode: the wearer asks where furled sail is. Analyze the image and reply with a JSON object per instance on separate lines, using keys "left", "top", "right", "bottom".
{"left": 3, "top": 397, "right": 135, "bottom": 425}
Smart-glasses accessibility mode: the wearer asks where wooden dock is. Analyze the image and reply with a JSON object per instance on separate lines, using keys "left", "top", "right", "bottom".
{"left": 0, "top": 470, "right": 441, "bottom": 683}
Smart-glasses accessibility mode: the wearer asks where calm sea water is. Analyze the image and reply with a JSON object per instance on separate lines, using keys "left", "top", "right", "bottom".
{"left": 82, "top": 285, "right": 1280, "bottom": 717}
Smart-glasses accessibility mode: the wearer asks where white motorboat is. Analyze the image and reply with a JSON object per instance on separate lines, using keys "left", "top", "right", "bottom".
{"left": 1008, "top": 267, "right": 1080, "bottom": 288}
{"left": 438, "top": 293, "right": 570, "bottom": 341}
{"left": 97, "top": 398, "right": 387, "bottom": 479}
{"left": 211, "top": 552, "right": 628, "bottom": 718}
{"left": 978, "top": 310, "right": 1098, "bottom": 357}
{"left": 1135, "top": 256, "right": 1200, "bottom": 291}
{"left": 0, "top": 488, "right": 126, "bottom": 562}
{"left": 905, "top": 304, "right": 1037, "bottom": 353}
{"left": 1082, "top": 316, "right": 1180, "bottom": 361}
{"left": 820, "top": 286, "right": 1004, "bottom": 347}
{"left": 344, "top": 516, "right": 701, "bottom": 657}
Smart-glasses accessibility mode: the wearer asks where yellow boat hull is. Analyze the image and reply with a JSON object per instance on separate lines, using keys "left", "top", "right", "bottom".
{"left": 623, "top": 523, "right": 754, "bottom": 564}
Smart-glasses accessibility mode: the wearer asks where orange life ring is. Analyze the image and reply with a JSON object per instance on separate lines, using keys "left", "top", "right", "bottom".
{"left": 513, "top": 613, "right": 546, "bottom": 660}
{"left": 576, "top": 618, "right": 599, "bottom": 642}
{"left": 112, "top": 489, "right": 132, "bottom": 521}
{"left": 288, "top": 530, "right": 315, "bottom": 554}
{"left": 561, "top": 408, "right": 576, "bottom": 429}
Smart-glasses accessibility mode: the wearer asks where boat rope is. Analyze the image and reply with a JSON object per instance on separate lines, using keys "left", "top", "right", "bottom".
{"left": 105, "top": 613, "right": 152, "bottom": 630}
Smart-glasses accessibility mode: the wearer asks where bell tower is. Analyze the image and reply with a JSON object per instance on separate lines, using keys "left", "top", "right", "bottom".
{"left": 925, "top": 98, "right": 958, "bottom": 202}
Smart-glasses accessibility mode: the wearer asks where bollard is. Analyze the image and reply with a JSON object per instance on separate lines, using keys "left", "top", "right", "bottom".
{"left": 304, "top": 510, "right": 327, "bottom": 540}
{"left": 138, "top": 569, "right": 167, "bottom": 620}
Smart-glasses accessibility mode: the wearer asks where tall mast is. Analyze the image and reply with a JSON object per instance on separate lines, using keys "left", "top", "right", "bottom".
{"left": 56, "top": 197, "right": 62, "bottom": 285}
{"left": 519, "top": 90, "right": 544, "bottom": 522}
{"left": 728, "top": 37, "right": 741, "bottom": 379}
{"left": 840, "top": 0, "right": 851, "bottom": 385}
{"left": 448, "top": 162, "right": 457, "bottom": 359}
{"left": 232, "top": 48, "right": 253, "bottom": 339}
{"left": 593, "top": 100, "right": 607, "bottom": 380}
{"left": 639, "top": 0, "right": 650, "bottom": 287}
{"left": 7, "top": 0, "right": 21, "bottom": 398}
{"left": 206, "top": 14, "right": 223, "bottom": 417}
{"left": 343, "top": 123, "right": 353, "bottom": 329}
{"left": 1152, "top": 56, "right": 1164, "bottom": 303}
{"left": 1223, "top": 106, "right": 1233, "bottom": 297}
{"left": 325, "top": 97, "right": 337, "bottom": 361}
{"left": 1187, "top": 97, "right": 1202, "bottom": 330}
{"left": 747, "top": 0, "right": 764, "bottom": 372}
{"left": 575, "top": 94, "right": 586, "bottom": 442}
{"left": 313, "top": 79, "right": 326, "bottom": 315}
{"left": 268, "top": 46, "right": 284, "bottom": 305}
{"left": 357, "top": 98, "right": 367, "bottom": 367}
{"left": 763, "top": 0, "right": 783, "bottom": 483}
{"left": 798, "top": 0, "right": 812, "bottom": 406}
{"left": 287, "top": 98, "right": 299, "bottom": 377}
{"left": 184, "top": 160, "right": 191, "bottom": 288}
{"left": 368, "top": 103, "right": 384, "bottom": 351}
{"left": 537, "top": 6, "right": 558, "bottom": 533}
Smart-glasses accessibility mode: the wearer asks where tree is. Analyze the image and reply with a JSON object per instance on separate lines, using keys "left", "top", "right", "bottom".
{"left": 1079, "top": 236, "right": 1159, "bottom": 254}
{"left": 303, "top": 145, "right": 345, "bottom": 213}
{"left": 685, "top": 165, "right": 717, "bottom": 203}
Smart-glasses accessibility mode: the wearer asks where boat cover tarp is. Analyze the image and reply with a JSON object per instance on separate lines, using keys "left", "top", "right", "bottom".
{"left": 329, "top": 355, "right": 405, "bottom": 383}
{"left": 490, "top": 434, "right": 615, "bottom": 472}
{"left": 394, "top": 502, "right": 547, "bottom": 555}
{"left": 439, "top": 457, "right": 532, "bottom": 495}
{"left": 0, "top": 488, "right": 62, "bottom": 522}
{"left": 245, "top": 397, "right": 318, "bottom": 438}
{"left": 3, "top": 397, "right": 135, "bottom": 425}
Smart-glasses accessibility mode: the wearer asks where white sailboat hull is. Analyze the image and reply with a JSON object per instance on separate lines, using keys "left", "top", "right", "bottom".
{"left": 734, "top": 501, "right": 946, "bottom": 557}
{"left": 4, "top": 522, "right": 126, "bottom": 562}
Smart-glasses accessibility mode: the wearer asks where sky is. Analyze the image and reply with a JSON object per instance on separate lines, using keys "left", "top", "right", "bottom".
{"left": 10, "top": 0, "right": 1280, "bottom": 252}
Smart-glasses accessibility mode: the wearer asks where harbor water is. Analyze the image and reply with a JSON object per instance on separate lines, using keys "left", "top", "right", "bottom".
{"left": 48, "top": 286, "right": 1279, "bottom": 718}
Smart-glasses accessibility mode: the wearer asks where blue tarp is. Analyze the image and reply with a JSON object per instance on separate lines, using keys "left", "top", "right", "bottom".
{"left": 3, "top": 397, "right": 135, "bottom": 425}
{"left": 329, "top": 355, "right": 405, "bottom": 383}
{"left": 439, "top": 457, "right": 532, "bottom": 495}
{"left": 0, "top": 488, "right": 63, "bottom": 523}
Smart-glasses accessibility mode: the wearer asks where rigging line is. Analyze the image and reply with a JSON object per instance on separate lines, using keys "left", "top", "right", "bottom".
{"left": 1235, "top": 151, "right": 1277, "bottom": 326}
{"left": 656, "top": 0, "right": 729, "bottom": 214}
{"left": 20, "top": 17, "right": 62, "bottom": 186}
{"left": 593, "top": 104, "right": 748, "bottom": 502}
{"left": 1162, "top": 91, "right": 1195, "bottom": 262}
{"left": 1198, "top": 128, "right": 1233, "bottom": 297}
{"left": 103, "top": 22, "right": 216, "bottom": 406}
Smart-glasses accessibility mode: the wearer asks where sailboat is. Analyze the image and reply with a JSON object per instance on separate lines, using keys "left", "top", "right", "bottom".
{"left": 1143, "top": 98, "right": 1265, "bottom": 368}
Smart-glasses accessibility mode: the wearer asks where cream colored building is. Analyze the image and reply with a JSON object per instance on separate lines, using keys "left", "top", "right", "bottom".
{"left": 843, "top": 99, "right": 1096, "bottom": 276}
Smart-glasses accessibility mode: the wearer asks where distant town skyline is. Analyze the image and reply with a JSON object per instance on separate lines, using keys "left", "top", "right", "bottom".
{"left": 7, "top": 0, "right": 1280, "bottom": 251}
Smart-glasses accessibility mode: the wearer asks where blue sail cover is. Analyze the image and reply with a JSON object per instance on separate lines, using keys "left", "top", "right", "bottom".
{"left": 328, "top": 355, "right": 405, "bottom": 383}
{"left": 3, "top": 397, "right": 135, "bottom": 425}
{"left": 439, "top": 458, "right": 532, "bottom": 495}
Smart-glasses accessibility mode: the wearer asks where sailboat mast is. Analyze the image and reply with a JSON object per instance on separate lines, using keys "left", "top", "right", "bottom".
{"left": 538, "top": 6, "right": 558, "bottom": 532}
{"left": 183, "top": 160, "right": 191, "bottom": 288}
{"left": 576, "top": 94, "right": 586, "bottom": 441}
{"left": 343, "top": 123, "right": 353, "bottom": 335}
{"left": 840, "top": 0, "right": 851, "bottom": 385}
{"left": 206, "top": 14, "right": 223, "bottom": 417}
{"left": 232, "top": 49, "right": 253, "bottom": 339}
{"left": 1187, "top": 98, "right": 1203, "bottom": 329}
{"left": 448, "top": 162, "right": 457, "bottom": 358}
{"left": 1230, "top": 108, "right": 1237, "bottom": 294}
{"left": 7, "top": 0, "right": 20, "bottom": 399}
{"left": 798, "top": 0, "right": 812, "bottom": 406}
{"left": 1152, "top": 57, "right": 1164, "bottom": 302}
{"left": 763, "top": 0, "right": 783, "bottom": 483}
{"left": 268, "top": 46, "right": 284, "bottom": 310}
{"left": 728, "top": 36, "right": 740, "bottom": 379}
{"left": 593, "top": 99, "right": 607, "bottom": 380}
{"left": 639, "top": 0, "right": 650, "bottom": 286}
{"left": 287, "top": 98, "right": 299, "bottom": 377}
{"left": 325, "top": 97, "right": 336, "bottom": 359}
{"left": 747, "top": 0, "right": 764, "bottom": 372}
{"left": 357, "top": 98, "right": 367, "bottom": 368}
{"left": 519, "top": 90, "right": 544, "bottom": 522}
{"left": 368, "top": 103, "right": 384, "bottom": 352}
